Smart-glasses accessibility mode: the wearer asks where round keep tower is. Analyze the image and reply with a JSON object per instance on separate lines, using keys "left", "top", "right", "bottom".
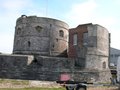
{"left": 13, "top": 15, "right": 69, "bottom": 56}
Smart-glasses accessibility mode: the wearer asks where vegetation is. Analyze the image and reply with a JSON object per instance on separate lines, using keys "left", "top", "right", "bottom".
{"left": 0, "top": 88, "right": 65, "bottom": 90}
{"left": 0, "top": 87, "right": 118, "bottom": 90}
{"left": 0, "top": 79, "right": 118, "bottom": 90}
{"left": 0, "top": 79, "right": 29, "bottom": 85}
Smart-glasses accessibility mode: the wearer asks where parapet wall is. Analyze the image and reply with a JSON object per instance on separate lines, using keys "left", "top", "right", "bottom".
{"left": 0, "top": 54, "right": 73, "bottom": 81}
{"left": 0, "top": 54, "right": 34, "bottom": 79}
{"left": 0, "top": 54, "right": 111, "bottom": 82}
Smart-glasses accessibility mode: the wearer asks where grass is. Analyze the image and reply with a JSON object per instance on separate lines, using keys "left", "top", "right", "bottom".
{"left": 0, "top": 88, "right": 65, "bottom": 90}
{"left": 0, "top": 79, "right": 29, "bottom": 85}
{"left": 88, "top": 86, "right": 118, "bottom": 90}
{"left": 0, "top": 87, "right": 118, "bottom": 90}
{"left": 0, "top": 79, "right": 118, "bottom": 90}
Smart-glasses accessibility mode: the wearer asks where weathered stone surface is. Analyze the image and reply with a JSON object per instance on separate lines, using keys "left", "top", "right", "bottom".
{"left": 13, "top": 16, "right": 69, "bottom": 56}
{"left": 0, "top": 16, "right": 111, "bottom": 83}
{"left": 0, "top": 54, "right": 34, "bottom": 79}
{"left": 0, "top": 55, "right": 73, "bottom": 81}
{"left": 72, "top": 69, "right": 111, "bottom": 82}
{"left": 0, "top": 54, "right": 111, "bottom": 82}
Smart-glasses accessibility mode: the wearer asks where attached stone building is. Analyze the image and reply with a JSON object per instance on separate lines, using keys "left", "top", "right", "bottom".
{"left": 68, "top": 23, "right": 110, "bottom": 70}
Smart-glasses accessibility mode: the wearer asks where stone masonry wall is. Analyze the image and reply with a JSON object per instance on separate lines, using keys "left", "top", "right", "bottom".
{"left": 0, "top": 54, "right": 34, "bottom": 79}
{"left": 0, "top": 54, "right": 111, "bottom": 82}
{"left": 72, "top": 70, "right": 111, "bottom": 82}
{"left": 86, "top": 24, "right": 109, "bottom": 70}
{"left": 0, "top": 54, "right": 74, "bottom": 81}
{"left": 13, "top": 16, "right": 69, "bottom": 56}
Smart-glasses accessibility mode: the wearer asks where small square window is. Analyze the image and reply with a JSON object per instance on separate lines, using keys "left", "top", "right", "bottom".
{"left": 17, "top": 27, "right": 21, "bottom": 35}
{"left": 35, "top": 26, "right": 43, "bottom": 32}
{"left": 59, "top": 30, "right": 64, "bottom": 37}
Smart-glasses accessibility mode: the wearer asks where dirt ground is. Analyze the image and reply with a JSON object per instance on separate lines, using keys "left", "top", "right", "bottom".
{"left": 87, "top": 86, "right": 119, "bottom": 90}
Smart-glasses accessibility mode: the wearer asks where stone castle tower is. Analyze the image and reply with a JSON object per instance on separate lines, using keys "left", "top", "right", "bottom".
{"left": 0, "top": 15, "right": 111, "bottom": 82}
{"left": 13, "top": 15, "right": 69, "bottom": 56}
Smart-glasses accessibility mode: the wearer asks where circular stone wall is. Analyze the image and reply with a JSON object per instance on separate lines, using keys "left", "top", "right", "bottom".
{"left": 13, "top": 15, "right": 69, "bottom": 56}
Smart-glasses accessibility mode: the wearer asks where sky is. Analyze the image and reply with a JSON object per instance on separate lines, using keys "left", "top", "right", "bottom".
{"left": 0, "top": 0, "right": 120, "bottom": 53}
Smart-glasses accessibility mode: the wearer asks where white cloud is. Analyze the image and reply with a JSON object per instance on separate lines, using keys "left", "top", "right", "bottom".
{"left": 64, "top": 0, "right": 119, "bottom": 50}
{"left": 65, "top": 0, "right": 116, "bottom": 28}
{"left": 110, "top": 31, "right": 120, "bottom": 49}
{"left": 92, "top": 17, "right": 116, "bottom": 30}
{"left": 70, "top": 0, "right": 97, "bottom": 18}
{"left": 65, "top": 0, "right": 97, "bottom": 27}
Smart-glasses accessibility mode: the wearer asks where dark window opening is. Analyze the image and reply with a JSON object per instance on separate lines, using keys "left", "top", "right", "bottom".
{"left": 103, "top": 62, "right": 106, "bottom": 69}
{"left": 73, "top": 34, "right": 77, "bottom": 45}
{"left": 83, "top": 32, "right": 88, "bottom": 46}
{"left": 33, "top": 58, "right": 38, "bottom": 63}
{"left": 28, "top": 41, "right": 31, "bottom": 47}
{"left": 17, "top": 28, "right": 21, "bottom": 34}
{"left": 56, "top": 38, "right": 58, "bottom": 42}
{"left": 59, "top": 30, "right": 64, "bottom": 37}
{"left": 50, "top": 24, "right": 52, "bottom": 27}
{"left": 35, "top": 26, "right": 43, "bottom": 32}
{"left": 52, "top": 44, "right": 55, "bottom": 51}
{"left": 52, "top": 44, "right": 54, "bottom": 48}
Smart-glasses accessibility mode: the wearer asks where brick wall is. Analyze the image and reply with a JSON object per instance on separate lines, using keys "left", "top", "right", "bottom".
{"left": 68, "top": 24, "right": 90, "bottom": 58}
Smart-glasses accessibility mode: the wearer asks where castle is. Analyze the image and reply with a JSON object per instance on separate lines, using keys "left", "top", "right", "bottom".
{"left": 0, "top": 15, "right": 111, "bottom": 82}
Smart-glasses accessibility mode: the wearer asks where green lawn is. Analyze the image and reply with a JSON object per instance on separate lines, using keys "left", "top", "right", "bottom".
{"left": 0, "top": 88, "right": 65, "bottom": 90}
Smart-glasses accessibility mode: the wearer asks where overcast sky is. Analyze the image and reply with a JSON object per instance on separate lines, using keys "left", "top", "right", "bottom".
{"left": 0, "top": 0, "right": 120, "bottom": 53}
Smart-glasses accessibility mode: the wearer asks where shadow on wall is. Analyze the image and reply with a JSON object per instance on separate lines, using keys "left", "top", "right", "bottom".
{"left": 57, "top": 49, "right": 68, "bottom": 57}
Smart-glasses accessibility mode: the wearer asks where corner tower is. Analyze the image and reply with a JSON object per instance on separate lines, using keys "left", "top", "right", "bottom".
{"left": 13, "top": 15, "right": 69, "bottom": 56}
{"left": 69, "top": 23, "right": 110, "bottom": 70}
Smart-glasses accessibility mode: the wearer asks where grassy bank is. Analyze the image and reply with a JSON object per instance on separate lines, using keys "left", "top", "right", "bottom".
{"left": 0, "top": 79, "right": 29, "bottom": 85}
{"left": 0, "top": 88, "right": 65, "bottom": 90}
{"left": 88, "top": 86, "right": 118, "bottom": 90}
{"left": 0, "top": 79, "right": 119, "bottom": 90}
{"left": 0, "top": 87, "right": 118, "bottom": 90}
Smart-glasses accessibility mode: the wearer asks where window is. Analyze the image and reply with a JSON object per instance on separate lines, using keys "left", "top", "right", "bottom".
{"left": 52, "top": 44, "right": 55, "bottom": 51}
{"left": 83, "top": 32, "right": 88, "bottom": 46}
{"left": 35, "top": 26, "right": 43, "bottom": 32}
{"left": 103, "top": 62, "right": 106, "bottom": 69}
{"left": 17, "top": 27, "right": 21, "bottom": 35}
{"left": 73, "top": 34, "right": 77, "bottom": 45}
{"left": 59, "top": 30, "right": 64, "bottom": 37}
{"left": 28, "top": 41, "right": 31, "bottom": 47}
{"left": 56, "top": 38, "right": 58, "bottom": 42}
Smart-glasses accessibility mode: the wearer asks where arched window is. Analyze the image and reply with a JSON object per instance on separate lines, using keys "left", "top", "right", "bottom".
{"left": 59, "top": 30, "right": 64, "bottom": 37}
{"left": 35, "top": 26, "right": 43, "bottom": 32}
{"left": 103, "top": 62, "right": 106, "bottom": 69}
